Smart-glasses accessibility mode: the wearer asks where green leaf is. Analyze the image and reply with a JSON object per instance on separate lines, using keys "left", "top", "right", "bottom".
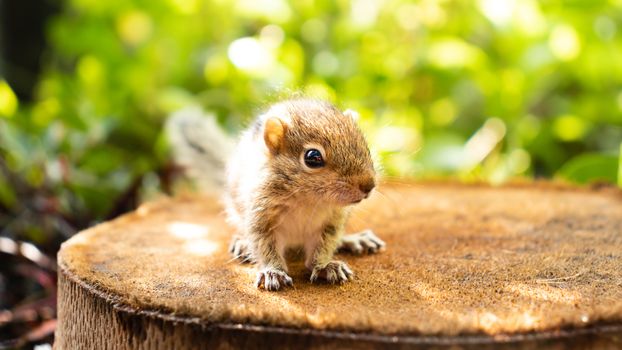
{"left": 557, "top": 153, "right": 618, "bottom": 185}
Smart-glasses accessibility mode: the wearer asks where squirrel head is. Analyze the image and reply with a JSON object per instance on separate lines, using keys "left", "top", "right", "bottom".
{"left": 261, "top": 99, "right": 376, "bottom": 206}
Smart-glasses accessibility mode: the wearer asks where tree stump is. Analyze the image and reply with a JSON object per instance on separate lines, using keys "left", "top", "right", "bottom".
{"left": 55, "top": 182, "right": 622, "bottom": 349}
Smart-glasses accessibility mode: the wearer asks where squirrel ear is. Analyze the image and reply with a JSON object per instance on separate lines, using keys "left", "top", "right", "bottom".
{"left": 343, "top": 109, "right": 360, "bottom": 122}
{"left": 263, "top": 117, "right": 286, "bottom": 153}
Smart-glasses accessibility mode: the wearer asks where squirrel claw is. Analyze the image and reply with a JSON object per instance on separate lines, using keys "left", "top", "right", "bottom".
{"left": 255, "top": 268, "right": 293, "bottom": 291}
{"left": 339, "top": 230, "right": 386, "bottom": 255}
{"left": 310, "top": 260, "right": 354, "bottom": 284}
{"left": 229, "top": 237, "right": 253, "bottom": 263}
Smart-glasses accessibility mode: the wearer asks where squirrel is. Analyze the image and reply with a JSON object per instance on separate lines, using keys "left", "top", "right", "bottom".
{"left": 167, "top": 98, "right": 385, "bottom": 291}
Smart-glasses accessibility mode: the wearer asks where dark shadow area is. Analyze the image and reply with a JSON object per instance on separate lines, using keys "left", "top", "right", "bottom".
{"left": 0, "top": 0, "right": 59, "bottom": 100}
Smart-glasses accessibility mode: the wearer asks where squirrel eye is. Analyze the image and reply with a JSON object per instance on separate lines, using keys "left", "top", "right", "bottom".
{"left": 303, "top": 149, "right": 325, "bottom": 168}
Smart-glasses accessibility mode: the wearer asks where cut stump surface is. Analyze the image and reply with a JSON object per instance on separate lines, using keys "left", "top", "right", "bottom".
{"left": 55, "top": 182, "right": 622, "bottom": 349}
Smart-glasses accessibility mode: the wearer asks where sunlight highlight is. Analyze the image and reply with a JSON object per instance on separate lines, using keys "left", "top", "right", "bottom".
{"left": 228, "top": 37, "right": 273, "bottom": 74}
{"left": 183, "top": 239, "right": 218, "bottom": 256}
{"left": 506, "top": 283, "right": 581, "bottom": 303}
{"left": 236, "top": 0, "right": 291, "bottom": 22}
{"left": 478, "top": 0, "right": 515, "bottom": 26}
{"left": 66, "top": 232, "right": 92, "bottom": 246}
{"left": 350, "top": 0, "right": 381, "bottom": 29}
{"left": 479, "top": 312, "right": 500, "bottom": 330}
{"left": 168, "top": 221, "right": 209, "bottom": 240}
{"left": 0, "top": 237, "right": 18, "bottom": 254}
{"left": 259, "top": 24, "right": 285, "bottom": 49}
{"left": 395, "top": 4, "right": 419, "bottom": 31}
{"left": 0, "top": 80, "right": 18, "bottom": 117}
{"left": 515, "top": 1, "right": 545, "bottom": 36}
{"left": 19, "top": 242, "right": 46, "bottom": 265}
{"left": 374, "top": 126, "right": 418, "bottom": 153}
{"left": 428, "top": 39, "right": 483, "bottom": 68}
{"left": 520, "top": 312, "right": 537, "bottom": 328}
{"left": 463, "top": 118, "right": 506, "bottom": 168}
{"left": 418, "top": 0, "right": 447, "bottom": 28}
{"left": 549, "top": 25, "right": 581, "bottom": 61}
{"left": 168, "top": 221, "right": 219, "bottom": 257}
{"left": 479, "top": 0, "right": 545, "bottom": 34}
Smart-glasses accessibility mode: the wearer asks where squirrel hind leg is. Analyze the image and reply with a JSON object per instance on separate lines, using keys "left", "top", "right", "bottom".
{"left": 228, "top": 236, "right": 254, "bottom": 263}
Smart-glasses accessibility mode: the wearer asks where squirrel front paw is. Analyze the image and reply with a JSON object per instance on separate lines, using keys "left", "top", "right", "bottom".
{"left": 310, "top": 260, "right": 354, "bottom": 284}
{"left": 338, "top": 229, "right": 386, "bottom": 255}
{"left": 255, "top": 268, "right": 293, "bottom": 291}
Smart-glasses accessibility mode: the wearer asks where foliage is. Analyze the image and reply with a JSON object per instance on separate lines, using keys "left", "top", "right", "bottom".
{"left": 1, "top": 0, "right": 622, "bottom": 241}
{"left": 557, "top": 153, "right": 618, "bottom": 184}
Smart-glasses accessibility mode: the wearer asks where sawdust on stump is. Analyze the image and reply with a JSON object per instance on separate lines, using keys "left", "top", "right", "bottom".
{"left": 55, "top": 182, "right": 622, "bottom": 349}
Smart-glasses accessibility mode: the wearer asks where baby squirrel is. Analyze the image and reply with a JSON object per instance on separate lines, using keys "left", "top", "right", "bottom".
{"left": 168, "top": 98, "right": 385, "bottom": 291}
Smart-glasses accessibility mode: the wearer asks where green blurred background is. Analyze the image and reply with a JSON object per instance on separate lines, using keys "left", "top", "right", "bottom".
{"left": 0, "top": 1, "right": 621, "bottom": 345}
{"left": 1, "top": 0, "right": 622, "bottom": 242}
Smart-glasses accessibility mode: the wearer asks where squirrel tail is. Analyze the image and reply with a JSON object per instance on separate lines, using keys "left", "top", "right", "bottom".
{"left": 165, "top": 107, "right": 234, "bottom": 192}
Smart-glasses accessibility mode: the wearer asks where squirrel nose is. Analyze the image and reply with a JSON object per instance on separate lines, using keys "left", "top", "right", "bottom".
{"left": 359, "top": 180, "right": 375, "bottom": 195}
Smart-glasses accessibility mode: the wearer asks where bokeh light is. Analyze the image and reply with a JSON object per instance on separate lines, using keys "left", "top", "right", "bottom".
{"left": 0, "top": 0, "right": 620, "bottom": 229}
{"left": 0, "top": 80, "right": 18, "bottom": 117}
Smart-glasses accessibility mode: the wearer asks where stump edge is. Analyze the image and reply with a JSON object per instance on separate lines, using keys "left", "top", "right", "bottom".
{"left": 55, "top": 258, "right": 622, "bottom": 350}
